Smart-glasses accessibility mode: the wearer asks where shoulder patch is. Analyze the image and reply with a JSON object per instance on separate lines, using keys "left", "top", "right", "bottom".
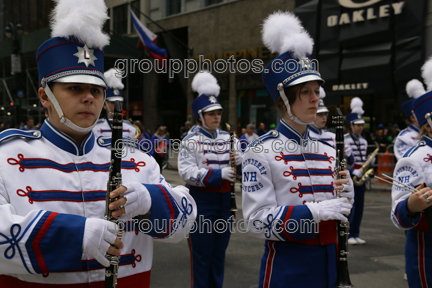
{"left": 403, "top": 140, "right": 426, "bottom": 158}
{"left": 250, "top": 130, "right": 278, "bottom": 147}
{"left": 0, "top": 129, "right": 42, "bottom": 145}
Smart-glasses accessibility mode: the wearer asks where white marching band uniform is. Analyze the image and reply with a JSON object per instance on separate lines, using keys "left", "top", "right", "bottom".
{"left": 391, "top": 139, "right": 432, "bottom": 287}
{"left": 242, "top": 120, "right": 354, "bottom": 287}
{"left": 394, "top": 125, "right": 419, "bottom": 161}
{"left": 93, "top": 118, "right": 137, "bottom": 140}
{"left": 0, "top": 0, "right": 197, "bottom": 286}
{"left": 391, "top": 61, "right": 432, "bottom": 288}
{"left": 393, "top": 79, "right": 424, "bottom": 161}
{"left": 0, "top": 122, "right": 196, "bottom": 286}
{"left": 178, "top": 128, "right": 242, "bottom": 191}
{"left": 308, "top": 126, "right": 335, "bottom": 148}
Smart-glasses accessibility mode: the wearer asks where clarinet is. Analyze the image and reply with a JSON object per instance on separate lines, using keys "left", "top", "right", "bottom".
{"left": 332, "top": 108, "right": 353, "bottom": 288}
{"left": 104, "top": 101, "right": 123, "bottom": 288}
{"left": 226, "top": 123, "right": 238, "bottom": 212}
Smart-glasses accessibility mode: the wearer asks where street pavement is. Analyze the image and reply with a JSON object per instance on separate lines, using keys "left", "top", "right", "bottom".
{"left": 150, "top": 165, "right": 408, "bottom": 288}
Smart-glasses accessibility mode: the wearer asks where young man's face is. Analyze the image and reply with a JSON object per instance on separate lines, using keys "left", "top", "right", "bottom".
{"left": 352, "top": 123, "right": 364, "bottom": 136}
{"left": 42, "top": 82, "right": 105, "bottom": 130}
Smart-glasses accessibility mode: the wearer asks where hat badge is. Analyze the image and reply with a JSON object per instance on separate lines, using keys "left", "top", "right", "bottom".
{"left": 73, "top": 44, "right": 97, "bottom": 67}
{"left": 114, "top": 89, "right": 119, "bottom": 95}
{"left": 209, "top": 96, "right": 217, "bottom": 103}
{"left": 299, "top": 57, "right": 313, "bottom": 70}
{"left": 357, "top": 114, "right": 361, "bottom": 119}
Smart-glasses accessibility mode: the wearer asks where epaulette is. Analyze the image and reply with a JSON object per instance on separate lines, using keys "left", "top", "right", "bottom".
{"left": 250, "top": 130, "right": 278, "bottom": 147}
{"left": 97, "top": 119, "right": 105, "bottom": 123}
{"left": 183, "top": 132, "right": 199, "bottom": 141}
{"left": 399, "top": 128, "right": 409, "bottom": 137}
{"left": 219, "top": 131, "right": 229, "bottom": 135}
{"left": 403, "top": 140, "right": 426, "bottom": 158}
{"left": 344, "top": 133, "right": 350, "bottom": 138}
{"left": 0, "top": 129, "right": 42, "bottom": 145}
{"left": 96, "top": 136, "right": 152, "bottom": 154}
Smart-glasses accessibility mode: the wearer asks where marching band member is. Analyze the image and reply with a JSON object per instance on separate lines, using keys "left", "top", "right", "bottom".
{"left": 308, "top": 87, "right": 335, "bottom": 147}
{"left": 0, "top": 1, "right": 196, "bottom": 286}
{"left": 178, "top": 71, "right": 242, "bottom": 288}
{"left": 93, "top": 68, "right": 138, "bottom": 140}
{"left": 308, "top": 87, "right": 356, "bottom": 167}
{"left": 391, "top": 57, "right": 432, "bottom": 288}
{"left": 345, "top": 97, "right": 369, "bottom": 245}
{"left": 242, "top": 11, "right": 354, "bottom": 288}
{"left": 393, "top": 79, "right": 424, "bottom": 161}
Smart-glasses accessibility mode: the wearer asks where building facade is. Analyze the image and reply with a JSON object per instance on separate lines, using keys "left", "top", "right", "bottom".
{"left": 2, "top": 0, "right": 432, "bottom": 138}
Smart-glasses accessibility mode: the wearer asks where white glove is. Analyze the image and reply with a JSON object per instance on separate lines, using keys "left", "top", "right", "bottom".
{"left": 305, "top": 198, "right": 352, "bottom": 223}
{"left": 83, "top": 218, "right": 118, "bottom": 267}
{"left": 352, "top": 169, "right": 363, "bottom": 179}
{"left": 119, "top": 182, "right": 152, "bottom": 220}
{"left": 221, "top": 167, "right": 235, "bottom": 182}
{"left": 340, "top": 172, "right": 355, "bottom": 205}
{"left": 234, "top": 152, "right": 242, "bottom": 166}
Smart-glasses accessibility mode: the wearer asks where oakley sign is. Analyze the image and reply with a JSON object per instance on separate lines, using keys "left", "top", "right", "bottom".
{"left": 339, "top": 0, "right": 383, "bottom": 8}
{"left": 328, "top": 1, "right": 405, "bottom": 27}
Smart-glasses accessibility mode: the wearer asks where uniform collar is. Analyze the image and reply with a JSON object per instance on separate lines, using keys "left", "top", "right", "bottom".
{"left": 277, "top": 119, "right": 310, "bottom": 143}
{"left": 40, "top": 119, "right": 95, "bottom": 156}
{"left": 409, "top": 124, "right": 420, "bottom": 133}
{"left": 350, "top": 132, "right": 360, "bottom": 141}
{"left": 308, "top": 125, "right": 321, "bottom": 135}
{"left": 421, "top": 135, "right": 432, "bottom": 148}
{"left": 198, "top": 126, "right": 218, "bottom": 139}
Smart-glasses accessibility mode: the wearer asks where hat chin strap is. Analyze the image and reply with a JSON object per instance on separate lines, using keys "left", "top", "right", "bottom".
{"left": 198, "top": 110, "right": 211, "bottom": 130}
{"left": 43, "top": 83, "right": 102, "bottom": 133}
{"left": 425, "top": 113, "right": 432, "bottom": 131}
{"left": 277, "top": 84, "right": 314, "bottom": 126}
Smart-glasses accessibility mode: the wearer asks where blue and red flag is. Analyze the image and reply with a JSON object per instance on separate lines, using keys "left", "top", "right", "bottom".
{"left": 129, "top": 7, "right": 168, "bottom": 62}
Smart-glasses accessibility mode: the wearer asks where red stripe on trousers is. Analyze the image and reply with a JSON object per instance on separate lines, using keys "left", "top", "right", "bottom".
{"left": 0, "top": 270, "right": 151, "bottom": 288}
{"left": 263, "top": 241, "right": 276, "bottom": 288}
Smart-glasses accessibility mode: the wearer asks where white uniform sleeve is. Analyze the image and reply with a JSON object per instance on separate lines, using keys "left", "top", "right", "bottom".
{"left": 391, "top": 157, "right": 425, "bottom": 230}
{"left": 137, "top": 159, "right": 197, "bottom": 243}
{"left": 242, "top": 148, "right": 317, "bottom": 242}
{"left": 0, "top": 173, "right": 87, "bottom": 275}
{"left": 394, "top": 135, "right": 410, "bottom": 161}
{"left": 177, "top": 139, "right": 215, "bottom": 187}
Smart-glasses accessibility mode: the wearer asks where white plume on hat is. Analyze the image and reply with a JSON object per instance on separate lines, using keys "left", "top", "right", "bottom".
{"left": 350, "top": 97, "right": 364, "bottom": 115}
{"left": 262, "top": 11, "right": 314, "bottom": 59}
{"left": 319, "top": 86, "right": 326, "bottom": 99}
{"left": 421, "top": 56, "right": 432, "bottom": 91}
{"left": 406, "top": 79, "right": 425, "bottom": 99}
{"left": 191, "top": 71, "right": 220, "bottom": 97}
{"left": 104, "top": 68, "right": 124, "bottom": 90}
{"left": 50, "top": 0, "right": 110, "bottom": 49}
